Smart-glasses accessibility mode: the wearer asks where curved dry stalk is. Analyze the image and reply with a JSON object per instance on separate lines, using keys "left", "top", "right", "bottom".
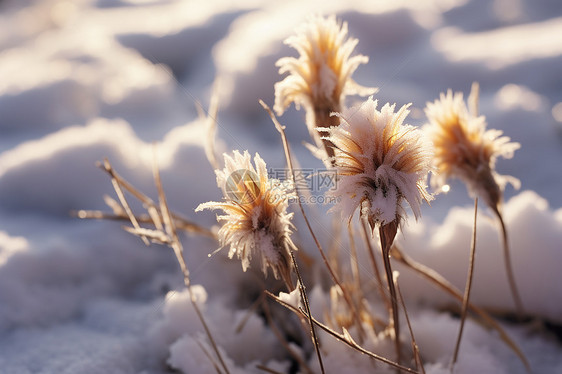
{"left": 262, "top": 296, "right": 314, "bottom": 374}
{"left": 73, "top": 209, "right": 216, "bottom": 239}
{"left": 90, "top": 157, "right": 231, "bottom": 374}
{"left": 152, "top": 152, "right": 231, "bottom": 374}
{"left": 260, "top": 99, "right": 365, "bottom": 340}
{"left": 265, "top": 291, "right": 419, "bottom": 374}
{"left": 100, "top": 159, "right": 150, "bottom": 246}
{"left": 451, "top": 198, "right": 478, "bottom": 368}
{"left": 204, "top": 77, "right": 221, "bottom": 170}
{"left": 290, "top": 251, "right": 325, "bottom": 374}
{"left": 196, "top": 340, "right": 224, "bottom": 374}
{"left": 394, "top": 272, "right": 425, "bottom": 374}
{"left": 360, "top": 216, "right": 391, "bottom": 315}
{"left": 380, "top": 221, "right": 401, "bottom": 365}
{"left": 391, "top": 245, "right": 531, "bottom": 373}
{"left": 493, "top": 206, "right": 524, "bottom": 320}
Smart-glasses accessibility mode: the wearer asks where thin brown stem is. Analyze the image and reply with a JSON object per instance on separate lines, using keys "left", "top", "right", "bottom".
{"left": 266, "top": 291, "right": 418, "bottom": 374}
{"left": 73, "top": 209, "right": 216, "bottom": 239}
{"left": 394, "top": 272, "right": 425, "bottom": 374}
{"left": 152, "top": 153, "right": 231, "bottom": 374}
{"left": 290, "top": 251, "right": 325, "bottom": 374}
{"left": 391, "top": 245, "right": 531, "bottom": 373}
{"left": 380, "top": 221, "right": 401, "bottom": 365}
{"left": 451, "top": 198, "right": 478, "bottom": 369}
{"left": 360, "top": 216, "right": 391, "bottom": 312}
{"left": 262, "top": 296, "right": 314, "bottom": 374}
{"left": 494, "top": 207, "right": 524, "bottom": 320}
{"left": 261, "top": 99, "right": 364, "bottom": 338}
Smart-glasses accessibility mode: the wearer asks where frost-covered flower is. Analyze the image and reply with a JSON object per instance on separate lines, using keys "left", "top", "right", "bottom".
{"left": 274, "top": 15, "right": 375, "bottom": 159}
{"left": 196, "top": 151, "right": 295, "bottom": 286}
{"left": 323, "top": 98, "right": 433, "bottom": 229}
{"left": 424, "top": 87, "right": 520, "bottom": 210}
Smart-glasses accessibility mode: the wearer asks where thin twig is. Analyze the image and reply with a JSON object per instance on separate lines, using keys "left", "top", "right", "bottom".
{"left": 152, "top": 150, "right": 231, "bottom": 374}
{"left": 266, "top": 291, "right": 419, "bottom": 374}
{"left": 493, "top": 206, "right": 524, "bottom": 320}
{"left": 360, "top": 216, "right": 391, "bottom": 313}
{"left": 391, "top": 245, "right": 531, "bottom": 372}
{"left": 204, "top": 78, "right": 221, "bottom": 170}
{"left": 260, "top": 99, "right": 364, "bottom": 342}
{"left": 100, "top": 159, "right": 150, "bottom": 246}
{"left": 196, "top": 341, "right": 224, "bottom": 374}
{"left": 380, "top": 221, "right": 401, "bottom": 366}
{"left": 394, "top": 272, "right": 425, "bottom": 374}
{"left": 73, "top": 209, "right": 216, "bottom": 238}
{"left": 262, "top": 295, "right": 314, "bottom": 374}
{"left": 451, "top": 198, "right": 478, "bottom": 368}
{"left": 290, "top": 251, "right": 325, "bottom": 374}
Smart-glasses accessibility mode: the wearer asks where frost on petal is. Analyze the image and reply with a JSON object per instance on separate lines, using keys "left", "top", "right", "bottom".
{"left": 424, "top": 85, "right": 520, "bottom": 209}
{"left": 273, "top": 15, "right": 376, "bottom": 163}
{"left": 325, "top": 98, "right": 433, "bottom": 227}
{"left": 196, "top": 151, "right": 296, "bottom": 285}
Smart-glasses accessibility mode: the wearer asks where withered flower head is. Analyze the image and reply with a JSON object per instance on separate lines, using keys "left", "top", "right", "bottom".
{"left": 274, "top": 15, "right": 375, "bottom": 160}
{"left": 196, "top": 151, "right": 295, "bottom": 285}
{"left": 424, "top": 85, "right": 520, "bottom": 210}
{"left": 323, "top": 98, "right": 433, "bottom": 230}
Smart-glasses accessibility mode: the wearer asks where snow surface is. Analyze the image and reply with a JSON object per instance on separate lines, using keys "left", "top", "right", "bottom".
{"left": 1, "top": 0, "right": 562, "bottom": 373}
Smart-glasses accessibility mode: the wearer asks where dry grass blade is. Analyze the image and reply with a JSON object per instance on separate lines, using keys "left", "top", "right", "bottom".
{"left": 468, "top": 81, "right": 479, "bottom": 117}
{"left": 380, "top": 221, "right": 401, "bottom": 366}
{"left": 493, "top": 206, "right": 525, "bottom": 320}
{"left": 204, "top": 78, "right": 221, "bottom": 170}
{"left": 394, "top": 272, "right": 425, "bottom": 374}
{"left": 451, "top": 198, "right": 478, "bottom": 368}
{"left": 151, "top": 148, "right": 231, "bottom": 374}
{"left": 122, "top": 226, "right": 170, "bottom": 244}
{"left": 260, "top": 99, "right": 364, "bottom": 341}
{"left": 99, "top": 159, "right": 150, "bottom": 246}
{"left": 74, "top": 209, "right": 215, "bottom": 238}
{"left": 360, "top": 216, "right": 391, "bottom": 317}
{"left": 265, "top": 291, "right": 419, "bottom": 374}
{"left": 391, "top": 245, "right": 531, "bottom": 372}
{"left": 290, "top": 251, "right": 325, "bottom": 374}
{"left": 262, "top": 296, "right": 314, "bottom": 374}
{"left": 196, "top": 340, "right": 224, "bottom": 374}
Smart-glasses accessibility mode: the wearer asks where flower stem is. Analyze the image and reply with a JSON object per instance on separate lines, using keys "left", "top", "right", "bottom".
{"left": 494, "top": 207, "right": 524, "bottom": 320}
{"left": 451, "top": 197, "right": 478, "bottom": 369}
{"left": 380, "top": 220, "right": 401, "bottom": 365}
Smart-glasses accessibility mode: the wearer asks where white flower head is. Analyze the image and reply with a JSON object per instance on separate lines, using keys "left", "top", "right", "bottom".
{"left": 323, "top": 98, "right": 433, "bottom": 229}
{"left": 274, "top": 14, "right": 375, "bottom": 117}
{"left": 424, "top": 87, "right": 520, "bottom": 209}
{"left": 196, "top": 151, "right": 296, "bottom": 284}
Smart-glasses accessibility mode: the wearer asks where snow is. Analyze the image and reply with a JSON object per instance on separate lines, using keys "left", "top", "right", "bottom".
{"left": 1, "top": 0, "right": 562, "bottom": 373}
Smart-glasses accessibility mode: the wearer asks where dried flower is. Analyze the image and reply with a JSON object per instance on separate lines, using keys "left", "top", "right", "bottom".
{"left": 424, "top": 85, "right": 520, "bottom": 210}
{"left": 196, "top": 151, "right": 296, "bottom": 287}
{"left": 274, "top": 15, "right": 375, "bottom": 159}
{"left": 323, "top": 98, "right": 433, "bottom": 229}
{"left": 425, "top": 84, "right": 524, "bottom": 317}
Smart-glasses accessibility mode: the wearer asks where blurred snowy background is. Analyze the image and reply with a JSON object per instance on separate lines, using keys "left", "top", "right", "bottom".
{"left": 1, "top": 0, "right": 562, "bottom": 373}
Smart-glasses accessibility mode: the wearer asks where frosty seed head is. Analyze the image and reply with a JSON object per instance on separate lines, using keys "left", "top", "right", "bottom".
{"left": 196, "top": 151, "right": 296, "bottom": 285}
{"left": 323, "top": 98, "right": 433, "bottom": 230}
{"left": 274, "top": 15, "right": 375, "bottom": 161}
{"left": 274, "top": 15, "right": 374, "bottom": 117}
{"left": 424, "top": 85, "right": 520, "bottom": 210}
